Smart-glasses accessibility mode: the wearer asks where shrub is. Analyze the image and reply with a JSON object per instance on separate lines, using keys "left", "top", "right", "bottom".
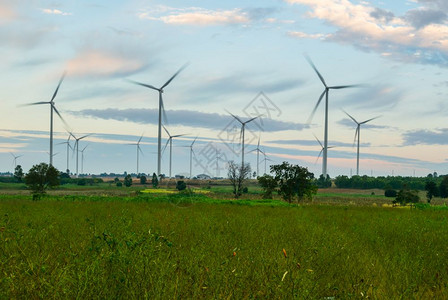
{"left": 152, "top": 173, "right": 159, "bottom": 188}
{"left": 140, "top": 175, "right": 147, "bottom": 185}
{"left": 384, "top": 189, "right": 397, "bottom": 197}
{"left": 116, "top": 181, "right": 122, "bottom": 187}
{"left": 394, "top": 189, "right": 420, "bottom": 206}
{"left": 24, "top": 163, "right": 60, "bottom": 196}
{"left": 257, "top": 174, "right": 277, "bottom": 199}
{"left": 124, "top": 175, "right": 133, "bottom": 187}
{"left": 176, "top": 180, "right": 187, "bottom": 191}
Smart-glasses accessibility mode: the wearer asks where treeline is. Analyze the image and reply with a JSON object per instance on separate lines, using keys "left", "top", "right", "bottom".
{"left": 334, "top": 175, "right": 445, "bottom": 191}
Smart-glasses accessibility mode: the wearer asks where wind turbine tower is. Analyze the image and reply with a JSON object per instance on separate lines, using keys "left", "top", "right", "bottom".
{"left": 229, "top": 112, "right": 259, "bottom": 167}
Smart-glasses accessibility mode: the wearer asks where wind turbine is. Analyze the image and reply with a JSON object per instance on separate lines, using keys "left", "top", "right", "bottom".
{"left": 80, "top": 145, "right": 88, "bottom": 174}
{"left": 70, "top": 132, "right": 90, "bottom": 178}
{"left": 10, "top": 153, "right": 22, "bottom": 169}
{"left": 57, "top": 134, "right": 72, "bottom": 173}
{"left": 228, "top": 112, "right": 259, "bottom": 167}
{"left": 343, "top": 110, "right": 380, "bottom": 176}
{"left": 247, "top": 136, "right": 264, "bottom": 177}
{"left": 214, "top": 145, "right": 227, "bottom": 178}
{"left": 305, "top": 55, "right": 361, "bottom": 178}
{"left": 128, "top": 134, "right": 144, "bottom": 175}
{"left": 128, "top": 63, "right": 189, "bottom": 177}
{"left": 313, "top": 134, "right": 335, "bottom": 165}
{"left": 22, "top": 72, "right": 69, "bottom": 166}
{"left": 162, "top": 125, "right": 186, "bottom": 178}
{"left": 260, "top": 152, "right": 273, "bottom": 175}
{"left": 181, "top": 137, "right": 198, "bottom": 179}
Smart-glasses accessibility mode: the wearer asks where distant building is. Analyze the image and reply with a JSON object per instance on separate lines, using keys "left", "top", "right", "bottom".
{"left": 196, "top": 174, "right": 211, "bottom": 180}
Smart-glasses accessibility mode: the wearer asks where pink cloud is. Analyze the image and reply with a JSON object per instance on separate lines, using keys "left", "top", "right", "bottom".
{"left": 67, "top": 51, "right": 145, "bottom": 78}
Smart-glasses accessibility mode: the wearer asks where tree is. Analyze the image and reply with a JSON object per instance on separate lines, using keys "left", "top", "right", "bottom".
{"left": 270, "top": 162, "right": 317, "bottom": 203}
{"left": 439, "top": 176, "right": 448, "bottom": 198}
{"left": 124, "top": 174, "right": 133, "bottom": 187}
{"left": 227, "top": 161, "right": 251, "bottom": 199}
{"left": 394, "top": 189, "right": 420, "bottom": 206}
{"left": 425, "top": 181, "right": 438, "bottom": 203}
{"left": 152, "top": 173, "right": 159, "bottom": 188}
{"left": 140, "top": 175, "right": 147, "bottom": 185}
{"left": 24, "top": 163, "right": 60, "bottom": 196}
{"left": 14, "top": 165, "right": 24, "bottom": 182}
{"left": 257, "top": 174, "right": 277, "bottom": 199}
{"left": 316, "top": 174, "right": 331, "bottom": 188}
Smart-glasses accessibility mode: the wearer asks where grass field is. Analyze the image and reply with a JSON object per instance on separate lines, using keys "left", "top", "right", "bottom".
{"left": 1, "top": 189, "right": 448, "bottom": 298}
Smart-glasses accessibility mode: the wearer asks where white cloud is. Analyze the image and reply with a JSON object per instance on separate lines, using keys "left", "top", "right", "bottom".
{"left": 287, "top": 31, "right": 326, "bottom": 39}
{"left": 41, "top": 8, "right": 72, "bottom": 16}
{"left": 286, "top": 0, "right": 448, "bottom": 66}
{"left": 138, "top": 7, "right": 249, "bottom": 26}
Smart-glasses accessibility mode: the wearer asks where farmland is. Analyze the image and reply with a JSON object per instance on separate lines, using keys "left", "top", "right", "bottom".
{"left": 1, "top": 182, "right": 448, "bottom": 298}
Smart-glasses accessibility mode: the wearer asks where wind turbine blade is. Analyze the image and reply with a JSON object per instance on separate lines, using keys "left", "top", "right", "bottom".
{"left": 304, "top": 54, "right": 327, "bottom": 87}
{"left": 244, "top": 115, "right": 259, "bottom": 124}
{"left": 160, "top": 94, "right": 169, "bottom": 125}
{"left": 313, "top": 133, "right": 323, "bottom": 148}
{"left": 161, "top": 62, "right": 189, "bottom": 89}
{"left": 51, "top": 71, "right": 66, "bottom": 102}
{"left": 81, "top": 145, "right": 88, "bottom": 152}
{"left": 162, "top": 138, "right": 170, "bottom": 156}
{"left": 52, "top": 104, "right": 70, "bottom": 129}
{"left": 172, "top": 134, "right": 187, "bottom": 138}
{"left": 353, "top": 126, "right": 359, "bottom": 147}
{"left": 360, "top": 116, "right": 381, "bottom": 124}
{"left": 138, "top": 134, "right": 143, "bottom": 144}
{"left": 226, "top": 110, "right": 243, "bottom": 124}
{"left": 79, "top": 134, "right": 91, "bottom": 140}
{"left": 20, "top": 101, "right": 50, "bottom": 106}
{"left": 138, "top": 146, "right": 144, "bottom": 156}
{"left": 307, "top": 90, "right": 326, "bottom": 124}
{"left": 342, "top": 109, "right": 358, "bottom": 124}
{"left": 126, "top": 79, "right": 159, "bottom": 91}
{"left": 162, "top": 124, "right": 170, "bottom": 137}
{"left": 191, "top": 136, "right": 198, "bottom": 146}
{"left": 257, "top": 136, "right": 260, "bottom": 148}
{"left": 315, "top": 149, "right": 323, "bottom": 164}
{"left": 330, "top": 84, "right": 361, "bottom": 89}
{"left": 10, "top": 152, "right": 15, "bottom": 158}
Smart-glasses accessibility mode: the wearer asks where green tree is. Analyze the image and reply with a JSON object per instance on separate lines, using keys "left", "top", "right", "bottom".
{"left": 152, "top": 173, "right": 159, "bottom": 188}
{"left": 425, "top": 181, "right": 438, "bottom": 203}
{"left": 140, "top": 175, "right": 147, "bottom": 185}
{"left": 124, "top": 174, "right": 133, "bottom": 187}
{"left": 316, "top": 174, "right": 331, "bottom": 188}
{"left": 393, "top": 185, "right": 420, "bottom": 206}
{"left": 439, "top": 176, "right": 448, "bottom": 198}
{"left": 227, "top": 161, "right": 251, "bottom": 199}
{"left": 270, "top": 162, "right": 317, "bottom": 203}
{"left": 14, "top": 165, "right": 24, "bottom": 182}
{"left": 257, "top": 174, "right": 277, "bottom": 199}
{"left": 24, "top": 163, "right": 60, "bottom": 196}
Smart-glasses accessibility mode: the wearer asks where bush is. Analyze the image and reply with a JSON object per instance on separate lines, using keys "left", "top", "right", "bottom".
{"left": 242, "top": 187, "right": 248, "bottom": 194}
{"left": 393, "top": 189, "right": 420, "bottom": 206}
{"left": 152, "top": 173, "right": 159, "bottom": 188}
{"left": 140, "top": 176, "right": 147, "bottom": 185}
{"left": 176, "top": 180, "right": 187, "bottom": 191}
{"left": 384, "top": 189, "right": 397, "bottom": 197}
{"left": 257, "top": 174, "right": 277, "bottom": 199}
{"left": 124, "top": 175, "right": 133, "bottom": 187}
{"left": 116, "top": 181, "right": 122, "bottom": 187}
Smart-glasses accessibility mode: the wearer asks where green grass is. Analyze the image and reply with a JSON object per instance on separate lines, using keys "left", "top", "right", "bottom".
{"left": 2, "top": 195, "right": 448, "bottom": 298}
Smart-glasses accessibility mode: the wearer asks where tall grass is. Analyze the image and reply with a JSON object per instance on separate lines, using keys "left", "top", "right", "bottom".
{"left": 1, "top": 197, "right": 448, "bottom": 298}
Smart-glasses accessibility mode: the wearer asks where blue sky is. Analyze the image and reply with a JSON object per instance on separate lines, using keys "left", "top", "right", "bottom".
{"left": 1, "top": 0, "right": 448, "bottom": 177}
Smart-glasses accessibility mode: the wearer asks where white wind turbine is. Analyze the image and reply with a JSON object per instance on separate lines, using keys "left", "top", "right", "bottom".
{"left": 305, "top": 55, "right": 361, "bottom": 178}
{"left": 343, "top": 110, "right": 380, "bottom": 176}
{"left": 70, "top": 132, "right": 90, "bottom": 178}
{"left": 162, "top": 125, "right": 187, "bottom": 178}
{"left": 214, "top": 145, "right": 227, "bottom": 178}
{"left": 128, "top": 63, "right": 189, "bottom": 177}
{"left": 10, "top": 153, "right": 23, "bottom": 169}
{"left": 128, "top": 134, "right": 144, "bottom": 175}
{"left": 313, "top": 133, "right": 335, "bottom": 165}
{"left": 247, "top": 136, "right": 264, "bottom": 177}
{"left": 181, "top": 137, "right": 198, "bottom": 179}
{"left": 22, "top": 72, "right": 69, "bottom": 166}
{"left": 80, "top": 145, "right": 88, "bottom": 174}
{"left": 260, "top": 152, "right": 273, "bottom": 175}
{"left": 228, "top": 112, "right": 259, "bottom": 167}
{"left": 57, "top": 134, "right": 72, "bottom": 173}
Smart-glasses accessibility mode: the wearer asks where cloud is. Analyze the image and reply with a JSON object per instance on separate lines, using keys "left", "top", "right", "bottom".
{"left": 404, "top": 8, "right": 447, "bottom": 29}
{"left": 0, "top": 3, "right": 16, "bottom": 23}
{"left": 337, "top": 118, "right": 386, "bottom": 130}
{"left": 285, "top": 0, "right": 448, "bottom": 67}
{"left": 402, "top": 128, "right": 448, "bottom": 145}
{"left": 66, "top": 50, "right": 147, "bottom": 78}
{"left": 138, "top": 7, "right": 249, "bottom": 26}
{"left": 41, "top": 8, "right": 72, "bottom": 16}
{"left": 338, "top": 85, "right": 405, "bottom": 111}
{"left": 287, "top": 31, "right": 325, "bottom": 39}
{"left": 69, "top": 108, "right": 308, "bottom": 132}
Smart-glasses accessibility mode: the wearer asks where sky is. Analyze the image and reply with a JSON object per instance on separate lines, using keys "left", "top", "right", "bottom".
{"left": 1, "top": 0, "right": 448, "bottom": 178}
